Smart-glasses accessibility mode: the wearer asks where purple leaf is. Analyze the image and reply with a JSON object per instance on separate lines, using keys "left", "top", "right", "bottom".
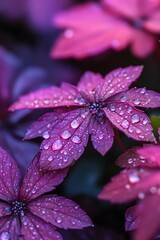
{"left": 104, "top": 102, "right": 155, "bottom": 142}
{"left": 89, "top": 117, "right": 114, "bottom": 155}
{"left": 39, "top": 108, "right": 91, "bottom": 170}
{"left": 0, "top": 147, "right": 21, "bottom": 201}
{"left": 98, "top": 168, "right": 160, "bottom": 203}
{"left": 98, "top": 66, "right": 143, "bottom": 100}
{"left": 25, "top": 110, "right": 68, "bottom": 140}
{"left": 116, "top": 146, "right": 159, "bottom": 168}
{"left": 20, "top": 154, "right": 68, "bottom": 201}
{"left": 9, "top": 84, "right": 84, "bottom": 111}
{"left": 21, "top": 212, "right": 63, "bottom": 240}
{"left": 29, "top": 195, "right": 93, "bottom": 229}
{"left": 112, "top": 87, "right": 160, "bottom": 108}
{"left": 0, "top": 216, "right": 21, "bottom": 240}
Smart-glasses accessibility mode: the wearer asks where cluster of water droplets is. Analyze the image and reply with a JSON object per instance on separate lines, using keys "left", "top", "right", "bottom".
{"left": 0, "top": 232, "right": 10, "bottom": 240}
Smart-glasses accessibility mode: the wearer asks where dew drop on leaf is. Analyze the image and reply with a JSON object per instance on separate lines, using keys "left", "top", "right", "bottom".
{"left": 72, "top": 136, "right": 81, "bottom": 144}
{"left": 71, "top": 119, "right": 79, "bottom": 129}
{"left": 52, "top": 140, "right": 63, "bottom": 150}
{"left": 0, "top": 232, "right": 10, "bottom": 240}
{"left": 122, "top": 120, "right": 129, "bottom": 129}
{"left": 61, "top": 130, "right": 71, "bottom": 139}
{"left": 42, "top": 131, "right": 50, "bottom": 139}
{"left": 131, "top": 114, "right": 140, "bottom": 123}
{"left": 128, "top": 172, "right": 140, "bottom": 183}
{"left": 56, "top": 216, "right": 62, "bottom": 224}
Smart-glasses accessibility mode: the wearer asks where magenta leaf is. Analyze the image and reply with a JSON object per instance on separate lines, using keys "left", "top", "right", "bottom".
{"left": 29, "top": 195, "right": 92, "bottom": 229}
{"left": 51, "top": 3, "right": 133, "bottom": 59}
{"left": 104, "top": 102, "right": 155, "bottom": 142}
{"left": 137, "top": 145, "right": 160, "bottom": 166}
{"left": 133, "top": 194, "right": 160, "bottom": 240}
{"left": 98, "top": 168, "right": 160, "bottom": 203}
{"left": 40, "top": 108, "right": 91, "bottom": 170}
{"left": 98, "top": 66, "right": 143, "bottom": 100}
{"left": 10, "top": 84, "right": 84, "bottom": 111}
{"left": 20, "top": 154, "right": 68, "bottom": 201}
{"left": 116, "top": 146, "right": 159, "bottom": 168}
{"left": 21, "top": 212, "right": 63, "bottom": 240}
{"left": 112, "top": 87, "right": 160, "bottom": 108}
{"left": 89, "top": 117, "right": 114, "bottom": 155}
{"left": 0, "top": 147, "right": 21, "bottom": 201}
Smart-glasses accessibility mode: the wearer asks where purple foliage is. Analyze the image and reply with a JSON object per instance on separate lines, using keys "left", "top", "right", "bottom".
{"left": 0, "top": 147, "right": 92, "bottom": 239}
{"left": 10, "top": 66, "right": 160, "bottom": 170}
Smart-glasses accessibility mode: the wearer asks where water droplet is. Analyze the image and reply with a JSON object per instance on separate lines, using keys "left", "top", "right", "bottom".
{"left": 120, "top": 96, "right": 126, "bottom": 102}
{"left": 122, "top": 120, "right": 129, "bottom": 129}
{"left": 133, "top": 99, "right": 140, "bottom": 105}
{"left": 140, "top": 88, "right": 146, "bottom": 94}
{"left": 72, "top": 136, "right": 81, "bottom": 144}
{"left": 42, "top": 131, "right": 50, "bottom": 139}
{"left": 64, "top": 29, "right": 74, "bottom": 38}
{"left": 99, "top": 134, "right": 104, "bottom": 140}
{"left": 56, "top": 216, "right": 62, "bottom": 224}
{"left": 142, "top": 118, "right": 148, "bottom": 125}
{"left": 119, "top": 110, "right": 124, "bottom": 115}
{"left": 131, "top": 114, "right": 140, "bottom": 124}
{"left": 43, "top": 144, "right": 49, "bottom": 150}
{"left": 128, "top": 158, "right": 133, "bottom": 164}
{"left": 48, "top": 156, "right": 53, "bottom": 162}
{"left": 150, "top": 186, "right": 157, "bottom": 194}
{"left": 125, "top": 184, "right": 131, "bottom": 190}
{"left": 138, "top": 192, "right": 145, "bottom": 199}
{"left": 0, "top": 232, "right": 10, "bottom": 240}
{"left": 109, "top": 105, "right": 116, "bottom": 112}
{"left": 42, "top": 210, "right": 46, "bottom": 214}
{"left": 128, "top": 172, "right": 140, "bottom": 183}
{"left": 136, "top": 129, "right": 141, "bottom": 134}
{"left": 71, "top": 119, "right": 79, "bottom": 129}
{"left": 61, "top": 130, "right": 71, "bottom": 139}
{"left": 128, "top": 126, "right": 133, "bottom": 133}
{"left": 52, "top": 140, "right": 63, "bottom": 150}
{"left": 43, "top": 99, "right": 50, "bottom": 105}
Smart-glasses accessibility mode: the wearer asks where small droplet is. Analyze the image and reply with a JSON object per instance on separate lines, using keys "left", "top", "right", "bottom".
{"left": 119, "top": 110, "right": 124, "bottom": 115}
{"left": 43, "top": 144, "right": 49, "bottom": 150}
{"left": 56, "top": 216, "right": 62, "bottom": 224}
{"left": 128, "top": 126, "right": 133, "bottom": 133}
{"left": 125, "top": 184, "right": 131, "bottom": 190}
{"left": 122, "top": 120, "right": 129, "bottom": 129}
{"left": 0, "top": 232, "right": 10, "bottom": 240}
{"left": 131, "top": 114, "right": 140, "bottom": 124}
{"left": 61, "top": 130, "right": 71, "bottom": 139}
{"left": 43, "top": 99, "right": 50, "bottom": 104}
{"left": 142, "top": 118, "right": 148, "bottom": 125}
{"left": 128, "top": 172, "right": 140, "bottom": 183}
{"left": 133, "top": 99, "right": 140, "bottom": 105}
{"left": 72, "top": 136, "right": 81, "bottom": 144}
{"left": 52, "top": 140, "right": 63, "bottom": 150}
{"left": 128, "top": 158, "right": 133, "bottom": 164}
{"left": 120, "top": 96, "right": 126, "bottom": 102}
{"left": 150, "top": 186, "right": 157, "bottom": 194}
{"left": 109, "top": 105, "right": 116, "bottom": 112}
{"left": 48, "top": 156, "right": 53, "bottom": 162}
{"left": 140, "top": 88, "right": 146, "bottom": 94}
{"left": 42, "top": 131, "right": 50, "bottom": 139}
{"left": 71, "top": 119, "right": 79, "bottom": 129}
{"left": 136, "top": 129, "right": 141, "bottom": 134}
{"left": 99, "top": 134, "right": 104, "bottom": 140}
{"left": 64, "top": 29, "right": 74, "bottom": 38}
{"left": 138, "top": 192, "right": 145, "bottom": 199}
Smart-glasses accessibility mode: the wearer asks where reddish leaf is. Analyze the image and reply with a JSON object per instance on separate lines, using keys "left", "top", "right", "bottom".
{"left": 0, "top": 147, "right": 21, "bottom": 201}
{"left": 116, "top": 146, "right": 159, "bottom": 168}
{"left": 20, "top": 154, "right": 68, "bottom": 201}
{"left": 104, "top": 102, "right": 155, "bottom": 142}
{"left": 21, "top": 212, "right": 63, "bottom": 240}
{"left": 98, "top": 168, "right": 160, "bottom": 203}
{"left": 39, "top": 108, "right": 91, "bottom": 170}
{"left": 134, "top": 194, "right": 160, "bottom": 240}
{"left": 29, "top": 195, "right": 93, "bottom": 229}
{"left": 137, "top": 145, "right": 160, "bottom": 165}
{"left": 89, "top": 117, "right": 114, "bottom": 155}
